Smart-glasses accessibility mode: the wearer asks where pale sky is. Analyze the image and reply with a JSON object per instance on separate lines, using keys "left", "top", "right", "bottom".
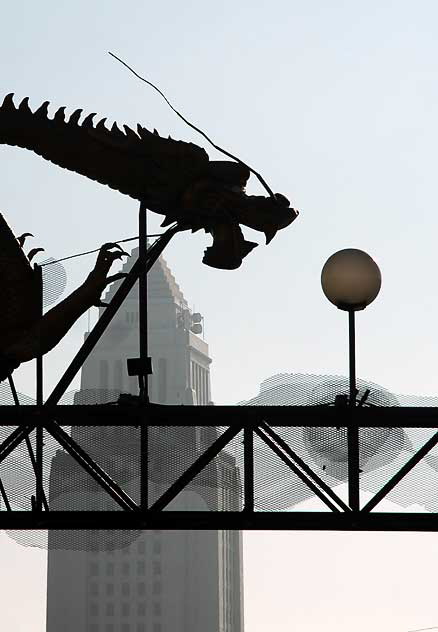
{"left": 1, "top": 1, "right": 438, "bottom": 631}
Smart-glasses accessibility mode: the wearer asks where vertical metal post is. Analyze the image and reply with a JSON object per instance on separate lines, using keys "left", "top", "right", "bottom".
{"left": 139, "top": 203, "right": 148, "bottom": 511}
{"left": 243, "top": 426, "right": 254, "bottom": 512}
{"left": 348, "top": 309, "right": 360, "bottom": 511}
{"left": 35, "top": 264, "right": 44, "bottom": 511}
{"left": 139, "top": 203, "right": 149, "bottom": 403}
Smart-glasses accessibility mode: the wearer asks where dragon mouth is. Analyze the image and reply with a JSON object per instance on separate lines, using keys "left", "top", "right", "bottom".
{"left": 202, "top": 246, "right": 242, "bottom": 270}
{"left": 202, "top": 234, "right": 258, "bottom": 270}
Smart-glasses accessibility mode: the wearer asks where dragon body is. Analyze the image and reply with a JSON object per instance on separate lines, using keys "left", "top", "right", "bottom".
{"left": 0, "top": 213, "right": 127, "bottom": 381}
{"left": 0, "top": 93, "right": 297, "bottom": 379}
{"left": 0, "top": 94, "right": 297, "bottom": 269}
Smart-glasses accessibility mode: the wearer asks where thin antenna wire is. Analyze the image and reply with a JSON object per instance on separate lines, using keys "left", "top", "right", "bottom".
{"left": 40, "top": 233, "right": 163, "bottom": 266}
{"left": 108, "top": 51, "right": 277, "bottom": 201}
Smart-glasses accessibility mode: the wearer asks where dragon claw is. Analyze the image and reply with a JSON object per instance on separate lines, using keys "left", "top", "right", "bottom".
{"left": 17, "top": 232, "right": 33, "bottom": 248}
{"left": 85, "top": 243, "right": 132, "bottom": 309}
{"left": 100, "top": 242, "right": 129, "bottom": 256}
{"left": 28, "top": 247, "right": 45, "bottom": 262}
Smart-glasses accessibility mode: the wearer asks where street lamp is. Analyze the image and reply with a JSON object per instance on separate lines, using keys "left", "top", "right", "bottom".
{"left": 321, "top": 248, "right": 381, "bottom": 406}
{"left": 321, "top": 248, "right": 381, "bottom": 511}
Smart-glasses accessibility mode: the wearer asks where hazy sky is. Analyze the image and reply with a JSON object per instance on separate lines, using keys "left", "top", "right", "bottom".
{"left": 1, "top": 1, "right": 438, "bottom": 631}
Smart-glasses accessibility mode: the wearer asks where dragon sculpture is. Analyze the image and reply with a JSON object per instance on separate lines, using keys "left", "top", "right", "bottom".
{"left": 0, "top": 93, "right": 297, "bottom": 380}
{"left": 0, "top": 93, "right": 297, "bottom": 269}
{"left": 0, "top": 212, "right": 128, "bottom": 381}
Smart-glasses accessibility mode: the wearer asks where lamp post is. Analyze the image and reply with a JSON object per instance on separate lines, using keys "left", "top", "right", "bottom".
{"left": 321, "top": 248, "right": 381, "bottom": 510}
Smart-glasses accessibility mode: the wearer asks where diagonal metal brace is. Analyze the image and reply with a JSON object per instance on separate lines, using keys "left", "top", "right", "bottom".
{"left": 0, "top": 477, "right": 11, "bottom": 511}
{"left": 46, "top": 419, "right": 138, "bottom": 512}
{"left": 24, "top": 435, "right": 49, "bottom": 512}
{"left": 362, "top": 430, "right": 438, "bottom": 512}
{"left": 46, "top": 225, "right": 180, "bottom": 406}
{"left": 0, "top": 424, "right": 36, "bottom": 466}
{"left": 259, "top": 421, "right": 351, "bottom": 512}
{"left": 150, "top": 424, "right": 244, "bottom": 512}
{"left": 255, "top": 426, "right": 342, "bottom": 513}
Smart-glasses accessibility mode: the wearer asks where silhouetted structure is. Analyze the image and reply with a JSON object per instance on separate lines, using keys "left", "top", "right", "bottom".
{"left": 240, "top": 373, "right": 438, "bottom": 513}
{"left": 0, "top": 93, "right": 297, "bottom": 269}
{"left": 0, "top": 212, "right": 126, "bottom": 381}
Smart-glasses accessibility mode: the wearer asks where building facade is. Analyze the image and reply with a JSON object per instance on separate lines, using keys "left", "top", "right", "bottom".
{"left": 46, "top": 249, "right": 244, "bottom": 632}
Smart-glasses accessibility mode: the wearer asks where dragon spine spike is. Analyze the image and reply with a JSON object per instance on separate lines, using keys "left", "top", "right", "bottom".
{"left": 2, "top": 93, "right": 15, "bottom": 111}
{"left": 54, "top": 106, "right": 66, "bottom": 122}
{"left": 123, "top": 124, "right": 140, "bottom": 140}
{"left": 19, "top": 97, "right": 30, "bottom": 112}
{"left": 136, "top": 124, "right": 149, "bottom": 139}
{"left": 96, "top": 117, "right": 107, "bottom": 131}
{"left": 0, "top": 91, "right": 211, "bottom": 203}
{"left": 69, "top": 108, "right": 82, "bottom": 125}
{"left": 111, "top": 121, "right": 124, "bottom": 138}
{"left": 35, "top": 101, "right": 49, "bottom": 118}
{"left": 82, "top": 113, "right": 96, "bottom": 128}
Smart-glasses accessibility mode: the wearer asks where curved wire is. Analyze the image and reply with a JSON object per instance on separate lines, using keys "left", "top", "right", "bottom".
{"left": 39, "top": 233, "right": 164, "bottom": 266}
{"left": 108, "top": 51, "right": 277, "bottom": 201}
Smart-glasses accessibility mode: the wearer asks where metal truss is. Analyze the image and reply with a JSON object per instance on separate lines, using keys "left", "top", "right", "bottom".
{"left": 0, "top": 205, "right": 437, "bottom": 532}
{"left": 0, "top": 403, "right": 437, "bottom": 531}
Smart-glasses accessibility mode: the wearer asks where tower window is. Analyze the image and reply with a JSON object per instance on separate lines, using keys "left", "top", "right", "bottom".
{"left": 158, "top": 358, "right": 167, "bottom": 403}
{"left": 100, "top": 360, "right": 109, "bottom": 391}
{"left": 114, "top": 359, "right": 123, "bottom": 391}
{"left": 106, "top": 583, "right": 114, "bottom": 596}
{"left": 152, "top": 581, "right": 162, "bottom": 595}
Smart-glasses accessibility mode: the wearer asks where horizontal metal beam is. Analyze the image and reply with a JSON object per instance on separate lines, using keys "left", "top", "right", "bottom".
{"left": 0, "top": 511, "right": 437, "bottom": 531}
{"left": 0, "top": 405, "right": 437, "bottom": 427}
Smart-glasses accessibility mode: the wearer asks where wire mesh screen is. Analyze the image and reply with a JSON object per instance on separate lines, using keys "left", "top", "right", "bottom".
{"left": 1, "top": 372, "right": 438, "bottom": 551}
{"left": 239, "top": 373, "right": 438, "bottom": 513}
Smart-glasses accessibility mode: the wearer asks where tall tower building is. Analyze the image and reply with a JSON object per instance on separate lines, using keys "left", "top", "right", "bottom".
{"left": 46, "top": 249, "right": 244, "bottom": 632}
{"left": 79, "top": 247, "right": 212, "bottom": 406}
